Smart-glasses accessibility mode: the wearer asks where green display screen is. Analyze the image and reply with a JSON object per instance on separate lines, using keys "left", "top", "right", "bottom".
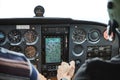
{"left": 45, "top": 37, "right": 61, "bottom": 63}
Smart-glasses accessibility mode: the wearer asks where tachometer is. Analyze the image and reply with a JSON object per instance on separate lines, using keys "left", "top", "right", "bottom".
{"left": 24, "top": 30, "right": 38, "bottom": 44}
{"left": 72, "top": 26, "right": 86, "bottom": 44}
{"left": 8, "top": 30, "right": 22, "bottom": 45}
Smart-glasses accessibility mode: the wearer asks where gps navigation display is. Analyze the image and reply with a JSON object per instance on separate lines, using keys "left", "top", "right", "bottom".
{"left": 45, "top": 37, "right": 61, "bottom": 63}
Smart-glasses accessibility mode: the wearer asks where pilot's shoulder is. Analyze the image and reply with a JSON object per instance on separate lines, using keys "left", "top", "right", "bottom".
{"left": 0, "top": 47, "right": 38, "bottom": 80}
{"left": 0, "top": 47, "right": 28, "bottom": 61}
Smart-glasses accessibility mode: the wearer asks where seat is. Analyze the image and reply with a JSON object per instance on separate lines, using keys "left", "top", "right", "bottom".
{"left": 73, "top": 55, "right": 120, "bottom": 80}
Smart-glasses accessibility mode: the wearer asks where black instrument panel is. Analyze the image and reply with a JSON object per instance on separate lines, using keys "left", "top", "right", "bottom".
{"left": 0, "top": 18, "right": 119, "bottom": 78}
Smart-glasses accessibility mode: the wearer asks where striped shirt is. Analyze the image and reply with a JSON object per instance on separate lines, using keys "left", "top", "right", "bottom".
{"left": 0, "top": 47, "right": 38, "bottom": 80}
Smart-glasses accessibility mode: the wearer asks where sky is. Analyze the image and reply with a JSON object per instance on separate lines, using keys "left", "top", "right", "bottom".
{"left": 0, "top": 0, "right": 109, "bottom": 24}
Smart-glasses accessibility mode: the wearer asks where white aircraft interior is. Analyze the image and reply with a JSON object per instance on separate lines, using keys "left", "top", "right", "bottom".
{"left": 0, "top": 0, "right": 120, "bottom": 80}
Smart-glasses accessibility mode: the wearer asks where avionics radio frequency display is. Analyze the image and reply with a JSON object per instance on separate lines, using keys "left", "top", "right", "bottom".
{"left": 45, "top": 37, "right": 61, "bottom": 63}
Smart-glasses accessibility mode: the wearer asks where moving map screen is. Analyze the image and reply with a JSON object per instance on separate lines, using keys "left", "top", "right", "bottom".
{"left": 45, "top": 37, "right": 61, "bottom": 63}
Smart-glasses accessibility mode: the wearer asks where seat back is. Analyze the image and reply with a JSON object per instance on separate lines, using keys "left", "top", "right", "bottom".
{"left": 73, "top": 57, "right": 120, "bottom": 80}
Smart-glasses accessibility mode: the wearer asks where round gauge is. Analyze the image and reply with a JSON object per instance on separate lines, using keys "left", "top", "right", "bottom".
{"left": 72, "top": 44, "right": 84, "bottom": 56}
{"left": 9, "top": 46, "right": 22, "bottom": 52}
{"left": 0, "top": 31, "right": 6, "bottom": 45}
{"left": 24, "top": 45, "right": 37, "bottom": 59}
{"left": 88, "top": 29, "right": 100, "bottom": 43}
{"left": 8, "top": 30, "right": 22, "bottom": 44}
{"left": 24, "top": 30, "right": 38, "bottom": 44}
{"left": 72, "top": 27, "right": 86, "bottom": 44}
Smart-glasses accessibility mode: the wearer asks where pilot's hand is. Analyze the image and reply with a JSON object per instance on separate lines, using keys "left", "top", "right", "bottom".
{"left": 57, "top": 61, "right": 75, "bottom": 80}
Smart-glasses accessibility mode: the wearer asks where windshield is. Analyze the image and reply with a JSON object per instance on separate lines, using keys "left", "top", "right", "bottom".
{"left": 0, "top": 0, "right": 109, "bottom": 24}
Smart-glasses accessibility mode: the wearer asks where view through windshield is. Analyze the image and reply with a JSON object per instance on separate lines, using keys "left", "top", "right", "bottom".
{"left": 0, "top": 0, "right": 109, "bottom": 23}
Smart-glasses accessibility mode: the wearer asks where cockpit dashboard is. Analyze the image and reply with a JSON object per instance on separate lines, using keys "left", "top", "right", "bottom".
{"left": 0, "top": 17, "right": 119, "bottom": 78}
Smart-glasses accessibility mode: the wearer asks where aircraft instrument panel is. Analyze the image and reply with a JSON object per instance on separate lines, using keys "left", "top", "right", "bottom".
{"left": 0, "top": 18, "right": 119, "bottom": 78}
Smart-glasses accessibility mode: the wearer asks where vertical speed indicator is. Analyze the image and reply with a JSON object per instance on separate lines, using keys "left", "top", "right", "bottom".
{"left": 24, "top": 45, "right": 37, "bottom": 60}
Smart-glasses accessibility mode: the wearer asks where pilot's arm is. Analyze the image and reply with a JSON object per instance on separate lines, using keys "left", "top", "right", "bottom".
{"left": 0, "top": 47, "right": 47, "bottom": 80}
{"left": 38, "top": 73, "right": 47, "bottom": 80}
{"left": 31, "top": 64, "right": 47, "bottom": 80}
